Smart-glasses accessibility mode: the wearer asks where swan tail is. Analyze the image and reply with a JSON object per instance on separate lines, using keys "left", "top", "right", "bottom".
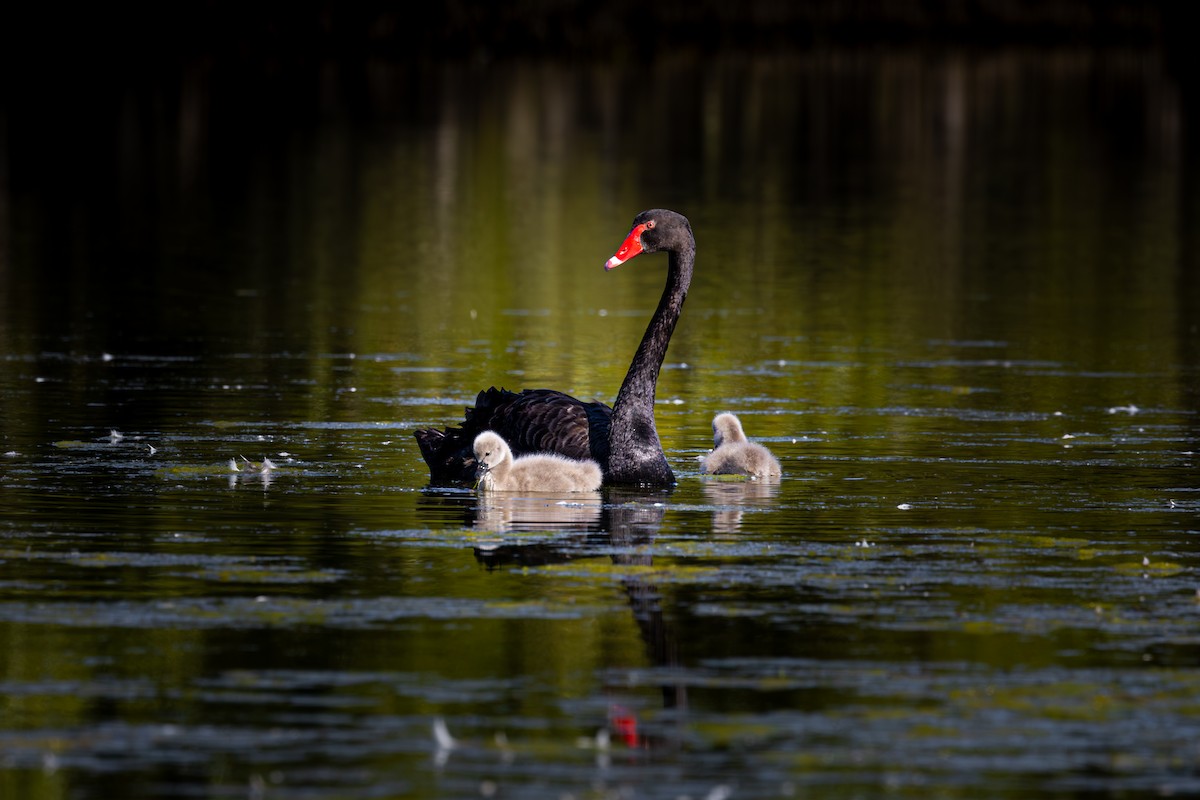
{"left": 414, "top": 427, "right": 478, "bottom": 484}
{"left": 412, "top": 387, "right": 537, "bottom": 484}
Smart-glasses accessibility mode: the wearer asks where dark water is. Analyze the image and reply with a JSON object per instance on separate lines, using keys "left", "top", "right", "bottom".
{"left": 2, "top": 47, "right": 1199, "bottom": 799}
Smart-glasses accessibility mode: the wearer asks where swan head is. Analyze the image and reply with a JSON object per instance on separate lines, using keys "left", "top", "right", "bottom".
{"left": 604, "top": 209, "right": 693, "bottom": 270}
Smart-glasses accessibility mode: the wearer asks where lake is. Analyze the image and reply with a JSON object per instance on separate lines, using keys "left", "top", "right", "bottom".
{"left": 2, "top": 44, "right": 1199, "bottom": 799}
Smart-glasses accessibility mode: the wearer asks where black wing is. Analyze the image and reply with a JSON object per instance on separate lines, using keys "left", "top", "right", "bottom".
{"left": 414, "top": 387, "right": 612, "bottom": 485}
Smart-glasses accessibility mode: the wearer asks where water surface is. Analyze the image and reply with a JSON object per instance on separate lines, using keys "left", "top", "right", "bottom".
{"left": 1, "top": 47, "right": 1198, "bottom": 799}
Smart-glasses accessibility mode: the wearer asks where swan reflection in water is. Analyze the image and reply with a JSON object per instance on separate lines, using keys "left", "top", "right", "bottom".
{"left": 701, "top": 476, "right": 781, "bottom": 533}
{"left": 465, "top": 488, "right": 685, "bottom": 752}
{"left": 473, "top": 492, "right": 603, "bottom": 534}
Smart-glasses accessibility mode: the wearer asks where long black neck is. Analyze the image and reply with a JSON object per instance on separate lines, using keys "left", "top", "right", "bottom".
{"left": 606, "top": 243, "right": 694, "bottom": 485}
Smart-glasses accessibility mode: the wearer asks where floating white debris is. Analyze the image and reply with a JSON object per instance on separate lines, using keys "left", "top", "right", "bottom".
{"left": 897, "top": 503, "right": 912, "bottom": 510}
{"left": 1053, "top": 410, "right": 1064, "bottom": 416}
{"left": 4, "top": 451, "right": 18, "bottom": 458}
{"left": 229, "top": 459, "right": 241, "bottom": 472}
{"left": 147, "top": 445, "right": 157, "bottom": 455}
{"left": 278, "top": 452, "right": 291, "bottom": 458}
{"left": 574, "top": 727, "right": 613, "bottom": 752}
{"left": 261, "top": 458, "right": 276, "bottom": 472}
{"left": 109, "top": 429, "right": 124, "bottom": 442}
{"left": 101, "top": 352, "right": 114, "bottom": 362}
{"left": 432, "top": 718, "right": 457, "bottom": 750}
{"left": 855, "top": 540, "right": 873, "bottom": 548}
{"left": 1143, "top": 556, "right": 1150, "bottom": 566}
{"left": 1107, "top": 404, "right": 1139, "bottom": 415}
{"left": 1061, "top": 433, "right": 1075, "bottom": 440}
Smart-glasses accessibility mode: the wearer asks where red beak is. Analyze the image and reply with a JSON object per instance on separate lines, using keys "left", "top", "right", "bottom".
{"left": 604, "top": 223, "right": 647, "bottom": 270}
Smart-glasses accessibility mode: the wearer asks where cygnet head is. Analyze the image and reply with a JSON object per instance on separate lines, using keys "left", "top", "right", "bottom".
{"left": 712, "top": 412, "right": 748, "bottom": 448}
{"left": 473, "top": 431, "right": 512, "bottom": 478}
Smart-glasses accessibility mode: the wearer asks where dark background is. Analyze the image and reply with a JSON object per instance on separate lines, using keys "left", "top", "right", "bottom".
{"left": 1, "top": 2, "right": 1192, "bottom": 93}
{"left": 3, "top": 1, "right": 1196, "bottom": 199}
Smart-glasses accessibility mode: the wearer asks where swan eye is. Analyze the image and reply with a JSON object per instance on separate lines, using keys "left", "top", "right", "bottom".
{"left": 645, "top": 219, "right": 656, "bottom": 230}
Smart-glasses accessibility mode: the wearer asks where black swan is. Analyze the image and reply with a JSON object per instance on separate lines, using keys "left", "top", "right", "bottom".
{"left": 414, "top": 208, "right": 694, "bottom": 487}
{"left": 472, "top": 431, "right": 604, "bottom": 493}
{"left": 700, "top": 412, "right": 782, "bottom": 480}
